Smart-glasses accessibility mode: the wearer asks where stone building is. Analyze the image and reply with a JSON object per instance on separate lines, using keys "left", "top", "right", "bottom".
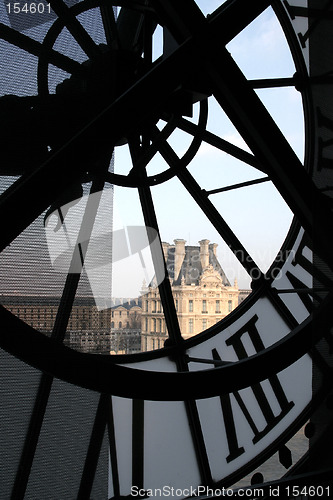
{"left": 141, "top": 239, "right": 239, "bottom": 352}
{"left": 1, "top": 294, "right": 142, "bottom": 354}
{"left": 109, "top": 300, "right": 142, "bottom": 354}
{"left": 2, "top": 240, "right": 244, "bottom": 355}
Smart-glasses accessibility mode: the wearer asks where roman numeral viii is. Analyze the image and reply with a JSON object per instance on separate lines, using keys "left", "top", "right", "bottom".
{"left": 213, "top": 315, "right": 294, "bottom": 463}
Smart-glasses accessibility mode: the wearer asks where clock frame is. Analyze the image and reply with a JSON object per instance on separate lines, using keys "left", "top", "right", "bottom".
{"left": 0, "top": 0, "right": 333, "bottom": 497}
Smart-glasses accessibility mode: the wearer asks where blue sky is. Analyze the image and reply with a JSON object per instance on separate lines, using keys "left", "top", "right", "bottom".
{"left": 0, "top": 1, "right": 304, "bottom": 296}
{"left": 113, "top": 3, "right": 303, "bottom": 292}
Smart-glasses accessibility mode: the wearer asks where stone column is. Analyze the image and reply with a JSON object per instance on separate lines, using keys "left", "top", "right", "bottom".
{"left": 174, "top": 239, "right": 186, "bottom": 280}
{"left": 199, "top": 239, "right": 210, "bottom": 269}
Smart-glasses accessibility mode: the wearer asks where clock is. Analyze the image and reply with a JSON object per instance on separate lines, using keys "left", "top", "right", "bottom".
{"left": 0, "top": 0, "right": 333, "bottom": 498}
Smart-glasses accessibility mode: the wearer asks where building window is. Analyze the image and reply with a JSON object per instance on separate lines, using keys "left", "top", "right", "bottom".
{"left": 152, "top": 318, "right": 156, "bottom": 332}
{"left": 119, "top": 321, "right": 122, "bottom": 328}
{"left": 189, "top": 299, "right": 193, "bottom": 312}
{"left": 145, "top": 318, "right": 148, "bottom": 332}
{"left": 216, "top": 300, "right": 220, "bottom": 313}
{"left": 202, "top": 300, "right": 207, "bottom": 313}
{"left": 202, "top": 318, "right": 207, "bottom": 330}
{"left": 189, "top": 318, "right": 194, "bottom": 334}
{"left": 175, "top": 299, "right": 178, "bottom": 312}
{"left": 228, "top": 300, "right": 232, "bottom": 312}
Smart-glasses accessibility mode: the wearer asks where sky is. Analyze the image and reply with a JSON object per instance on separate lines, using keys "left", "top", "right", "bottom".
{"left": 0, "top": 1, "right": 304, "bottom": 298}
{"left": 112, "top": 1, "right": 303, "bottom": 293}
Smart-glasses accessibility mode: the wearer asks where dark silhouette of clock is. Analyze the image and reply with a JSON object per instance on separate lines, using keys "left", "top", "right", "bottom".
{"left": 0, "top": 0, "right": 333, "bottom": 498}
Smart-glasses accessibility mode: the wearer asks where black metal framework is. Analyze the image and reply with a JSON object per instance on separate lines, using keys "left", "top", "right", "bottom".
{"left": 1, "top": 0, "right": 333, "bottom": 497}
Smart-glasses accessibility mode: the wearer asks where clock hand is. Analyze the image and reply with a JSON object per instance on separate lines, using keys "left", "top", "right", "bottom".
{"left": 0, "top": 38, "right": 193, "bottom": 251}
{"left": 0, "top": 0, "right": 272, "bottom": 249}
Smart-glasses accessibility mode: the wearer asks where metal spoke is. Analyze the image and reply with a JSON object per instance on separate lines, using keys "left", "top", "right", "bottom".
{"left": 117, "top": 1, "right": 147, "bottom": 52}
{"left": 206, "top": 176, "right": 270, "bottom": 195}
{"left": 0, "top": 22, "right": 84, "bottom": 76}
{"left": 205, "top": 49, "right": 319, "bottom": 243}
{"left": 176, "top": 116, "right": 263, "bottom": 172}
{"left": 128, "top": 135, "right": 214, "bottom": 484}
{"left": 142, "top": 9, "right": 153, "bottom": 68}
{"left": 48, "top": 0, "right": 100, "bottom": 59}
{"left": 127, "top": 119, "right": 177, "bottom": 178}
{"left": 151, "top": 0, "right": 270, "bottom": 46}
{"left": 275, "top": 287, "right": 332, "bottom": 294}
{"left": 250, "top": 77, "right": 298, "bottom": 89}
{"left": 151, "top": 0, "right": 333, "bottom": 270}
{"left": 209, "top": 0, "right": 270, "bottom": 44}
{"left": 10, "top": 170, "right": 108, "bottom": 499}
{"left": 156, "top": 136, "right": 261, "bottom": 278}
{"left": 0, "top": 37, "right": 192, "bottom": 250}
{"left": 77, "top": 394, "right": 109, "bottom": 499}
{"left": 128, "top": 137, "right": 182, "bottom": 346}
{"left": 100, "top": 3, "right": 119, "bottom": 47}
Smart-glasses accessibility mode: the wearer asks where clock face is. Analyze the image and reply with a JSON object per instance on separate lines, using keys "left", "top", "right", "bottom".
{"left": 1, "top": 0, "right": 333, "bottom": 497}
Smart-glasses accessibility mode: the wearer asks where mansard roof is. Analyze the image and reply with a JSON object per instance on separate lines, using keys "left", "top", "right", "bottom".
{"left": 164, "top": 241, "right": 231, "bottom": 286}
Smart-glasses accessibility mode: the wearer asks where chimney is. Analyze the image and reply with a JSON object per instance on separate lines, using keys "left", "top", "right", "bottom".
{"left": 174, "top": 239, "right": 186, "bottom": 280}
{"left": 162, "top": 242, "right": 170, "bottom": 262}
{"left": 210, "top": 243, "right": 218, "bottom": 256}
{"left": 199, "top": 239, "right": 210, "bottom": 269}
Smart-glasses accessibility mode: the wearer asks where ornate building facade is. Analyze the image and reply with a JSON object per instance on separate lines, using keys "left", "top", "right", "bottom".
{"left": 2, "top": 240, "right": 244, "bottom": 355}
{"left": 141, "top": 239, "right": 239, "bottom": 351}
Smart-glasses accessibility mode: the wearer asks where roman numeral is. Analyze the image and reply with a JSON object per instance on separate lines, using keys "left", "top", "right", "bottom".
{"left": 284, "top": 231, "right": 332, "bottom": 314}
{"left": 317, "top": 107, "right": 333, "bottom": 173}
{"left": 132, "top": 399, "right": 145, "bottom": 489}
{"left": 283, "top": 1, "right": 333, "bottom": 47}
{"left": 213, "top": 315, "right": 294, "bottom": 463}
{"left": 276, "top": 230, "right": 333, "bottom": 371}
{"left": 108, "top": 397, "right": 120, "bottom": 498}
